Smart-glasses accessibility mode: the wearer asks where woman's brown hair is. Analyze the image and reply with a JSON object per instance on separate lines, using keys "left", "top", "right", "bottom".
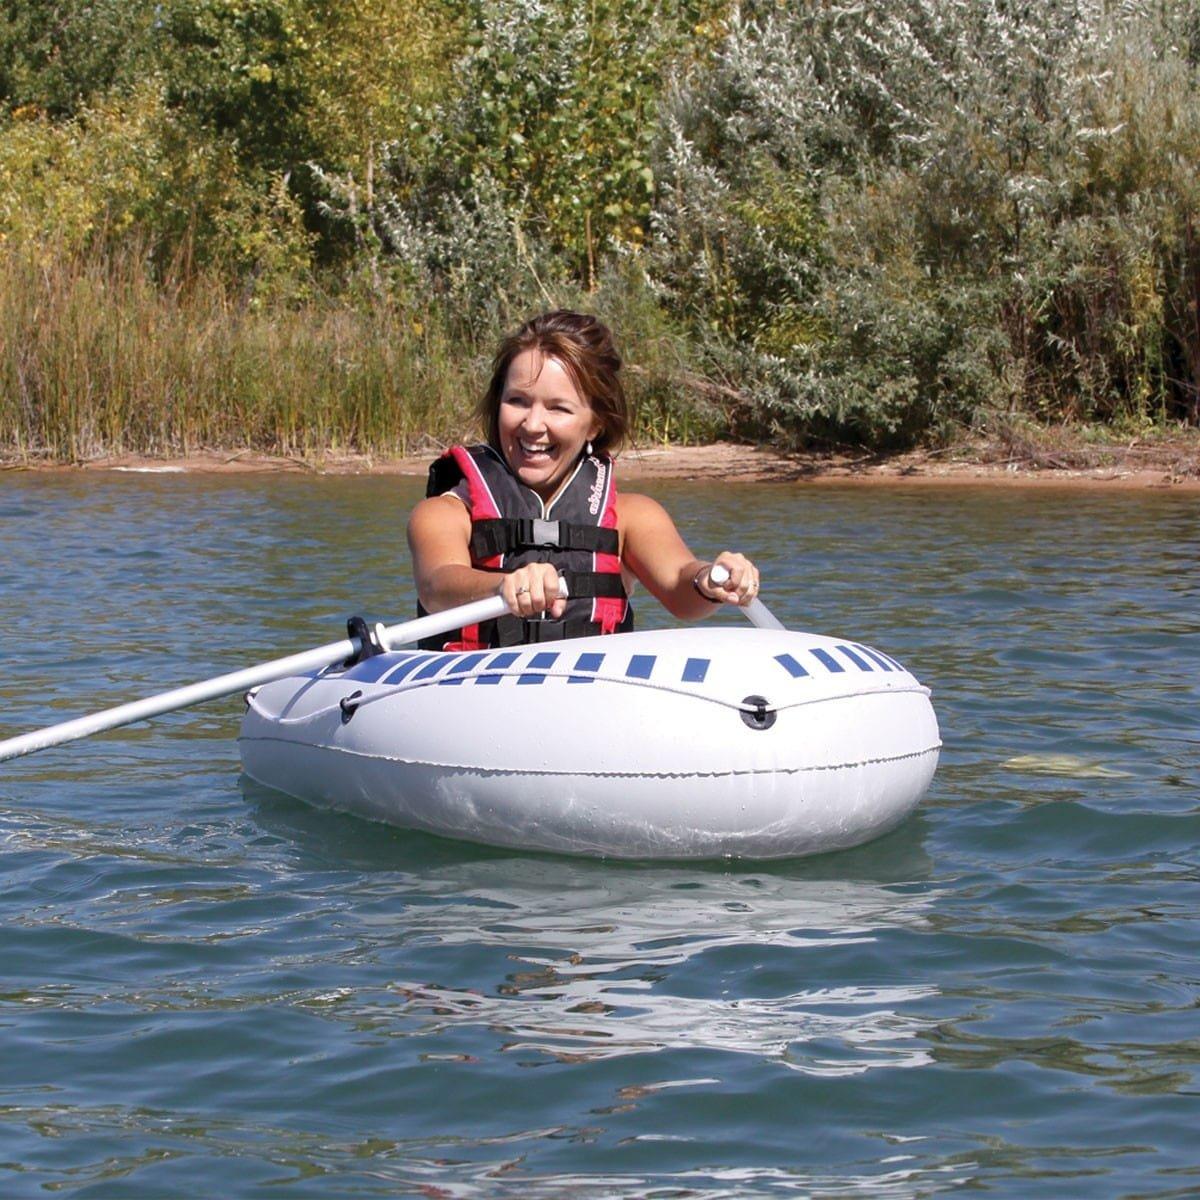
{"left": 479, "top": 310, "right": 629, "bottom": 455}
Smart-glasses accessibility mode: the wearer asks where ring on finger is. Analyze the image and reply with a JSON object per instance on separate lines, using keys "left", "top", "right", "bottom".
{"left": 515, "top": 585, "right": 530, "bottom": 596}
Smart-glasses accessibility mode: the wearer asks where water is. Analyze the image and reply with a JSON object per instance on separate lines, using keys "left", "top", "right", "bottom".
{"left": 1, "top": 471, "right": 1197, "bottom": 1198}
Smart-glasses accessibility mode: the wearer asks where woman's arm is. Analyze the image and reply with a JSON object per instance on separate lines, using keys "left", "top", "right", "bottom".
{"left": 407, "top": 495, "right": 567, "bottom": 619}
{"left": 617, "top": 492, "right": 760, "bottom": 620}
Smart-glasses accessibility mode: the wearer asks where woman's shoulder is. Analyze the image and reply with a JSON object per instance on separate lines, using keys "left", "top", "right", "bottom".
{"left": 615, "top": 490, "right": 675, "bottom": 530}
{"left": 408, "top": 491, "right": 471, "bottom": 531}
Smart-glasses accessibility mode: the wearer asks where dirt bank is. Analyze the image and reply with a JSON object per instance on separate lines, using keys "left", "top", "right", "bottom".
{"left": 5, "top": 431, "right": 1198, "bottom": 490}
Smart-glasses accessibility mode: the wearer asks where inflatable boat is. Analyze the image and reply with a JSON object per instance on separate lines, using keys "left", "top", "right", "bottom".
{"left": 238, "top": 626, "right": 940, "bottom": 859}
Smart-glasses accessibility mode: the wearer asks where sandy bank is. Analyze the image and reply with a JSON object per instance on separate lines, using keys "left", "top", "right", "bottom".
{"left": 4, "top": 435, "right": 1198, "bottom": 491}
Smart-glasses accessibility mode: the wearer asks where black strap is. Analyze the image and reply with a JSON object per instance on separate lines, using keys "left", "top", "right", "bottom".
{"left": 560, "top": 570, "right": 626, "bottom": 599}
{"left": 470, "top": 518, "right": 619, "bottom": 560}
{"left": 419, "top": 602, "right": 634, "bottom": 650}
{"left": 493, "top": 615, "right": 619, "bottom": 646}
{"left": 426, "top": 454, "right": 463, "bottom": 499}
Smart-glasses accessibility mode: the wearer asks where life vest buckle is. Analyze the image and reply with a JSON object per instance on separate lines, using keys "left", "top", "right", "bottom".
{"left": 514, "top": 517, "right": 561, "bottom": 548}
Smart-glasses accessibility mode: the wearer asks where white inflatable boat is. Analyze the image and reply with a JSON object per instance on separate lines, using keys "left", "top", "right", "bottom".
{"left": 238, "top": 626, "right": 940, "bottom": 859}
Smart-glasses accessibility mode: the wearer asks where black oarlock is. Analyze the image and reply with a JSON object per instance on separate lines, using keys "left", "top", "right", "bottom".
{"left": 342, "top": 615, "right": 387, "bottom": 667}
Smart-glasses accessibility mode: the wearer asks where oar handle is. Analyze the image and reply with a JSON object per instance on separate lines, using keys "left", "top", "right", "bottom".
{"left": 0, "top": 581, "right": 568, "bottom": 764}
{"left": 708, "top": 564, "right": 785, "bottom": 631}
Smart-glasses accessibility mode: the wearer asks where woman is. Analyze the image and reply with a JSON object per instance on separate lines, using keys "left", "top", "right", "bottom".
{"left": 407, "top": 310, "right": 761, "bottom": 649}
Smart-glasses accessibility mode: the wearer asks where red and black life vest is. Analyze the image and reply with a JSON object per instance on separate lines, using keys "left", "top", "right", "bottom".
{"left": 419, "top": 443, "right": 633, "bottom": 649}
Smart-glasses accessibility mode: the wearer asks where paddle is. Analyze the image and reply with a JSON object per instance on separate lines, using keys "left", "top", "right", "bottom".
{"left": 0, "top": 591, "right": 526, "bottom": 764}
{"left": 708, "top": 564, "right": 785, "bottom": 631}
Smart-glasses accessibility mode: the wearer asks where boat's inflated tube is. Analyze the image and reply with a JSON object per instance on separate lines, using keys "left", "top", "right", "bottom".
{"left": 239, "top": 626, "right": 940, "bottom": 860}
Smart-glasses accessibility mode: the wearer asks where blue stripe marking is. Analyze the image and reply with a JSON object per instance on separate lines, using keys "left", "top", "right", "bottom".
{"left": 836, "top": 645, "right": 873, "bottom": 671}
{"left": 852, "top": 644, "right": 895, "bottom": 672}
{"left": 682, "top": 657, "right": 710, "bottom": 683}
{"left": 516, "top": 650, "right": 559, "bottom": 686}
{"left": 439, "top": 678, "right": 466, "bottom": 685}
{"left": 810, "top": 648, "right": 846, "bottom": 673}
{"left": 412, "top": 655, "right": 455, "bottom": 681}
{"left": 343, "top": 653, "right": 409, "bottom": 683}
{"left": 626, "top": 655, "right": 655, "bottom": 680}
{"left": 345, "top": 652, "right": 391, "bottom": 681}
{"left": 483, "top": 651, "right": 520, "bottom": 671}
{"left": 447, "top": 652, "right": 489, "bottom": 675}
{"left": 775, "top": 653, "right": 809, "bottom": 678}
{"left": 469, "top": 651, "right": 521, "bottom": 687}
{"left": 569, "top": 651, "right": 604, "bottom": 683}
{"left": 382, "top": 654, "right": 436, "bottom": 683}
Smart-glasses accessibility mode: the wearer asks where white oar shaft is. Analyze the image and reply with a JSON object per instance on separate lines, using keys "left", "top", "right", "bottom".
{"left": 743, "top": 597, "right": 785, "bottom": 631}
{"left": 0, "top": 592, "right": 515, "bottom": 764}
{"left": 708, "top": 564, "right": 785, "bottom": 631}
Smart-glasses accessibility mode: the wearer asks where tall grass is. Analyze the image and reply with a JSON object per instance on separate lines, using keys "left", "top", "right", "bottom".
{"left": 0, "top": 242, "right": 716, "bottom": 462}
{"left": 0, "top": 243, "right": 498, "bottom": 461}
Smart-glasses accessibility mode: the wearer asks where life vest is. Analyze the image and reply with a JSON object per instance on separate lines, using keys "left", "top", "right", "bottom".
{"left": 419, "top": 443, "right": 633, "bottom": 650}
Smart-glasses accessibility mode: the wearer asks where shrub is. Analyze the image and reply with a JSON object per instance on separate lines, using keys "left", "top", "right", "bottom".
{"left": 650, "top": 0, "right": 1200, "bottom": 446}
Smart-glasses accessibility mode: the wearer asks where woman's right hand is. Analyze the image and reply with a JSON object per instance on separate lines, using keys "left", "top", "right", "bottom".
{"left": 498, "top": 563, "right": 566, "bottom": 619}
{"left": 695, "top": 552, "right": 761, "bottom": 607}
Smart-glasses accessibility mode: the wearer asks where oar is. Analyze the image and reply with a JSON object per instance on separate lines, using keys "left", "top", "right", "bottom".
{"left": 709, "top": 564, "right": 785, "bottom": 631}
{"left": 0, "top": 591, "right": 524, "bottom": 764}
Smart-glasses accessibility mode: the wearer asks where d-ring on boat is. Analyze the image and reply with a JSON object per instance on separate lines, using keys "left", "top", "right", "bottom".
{"left": 238, "top": 621, "right": 940, "bottom": 860}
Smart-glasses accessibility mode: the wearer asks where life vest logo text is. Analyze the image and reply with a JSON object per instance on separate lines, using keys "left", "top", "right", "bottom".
{"left": 587, "top": 461, "right": 606, "bottom": 515}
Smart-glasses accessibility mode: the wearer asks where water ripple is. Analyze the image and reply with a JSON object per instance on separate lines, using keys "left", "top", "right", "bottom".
{"left": 1, "top": 475, "right": 1198, "bottom": 1196}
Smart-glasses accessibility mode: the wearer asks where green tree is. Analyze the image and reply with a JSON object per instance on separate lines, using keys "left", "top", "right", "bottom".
{"left": 0, "top": 0, "right": 157, "bottom": 115}
{"left": 156, "top": 0, "right": 319, "bottom": 176}
{"left": 330, "top": 0, "right": 725, "bottom": 286}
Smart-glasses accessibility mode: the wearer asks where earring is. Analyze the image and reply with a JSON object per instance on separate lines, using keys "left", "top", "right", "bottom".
{"left": 586, "top": 440, "right": 594, "bottom": 457}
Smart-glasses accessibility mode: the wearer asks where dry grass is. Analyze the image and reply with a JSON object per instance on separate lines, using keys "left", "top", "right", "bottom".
{"left": 0, "top": 243, "right": 719, "bottom": 463}
{"left": 978, "top": 420, "right": 1200, "bottom": 478}
{"left": 0, "top": 244, "right": 482, "bottom": 462}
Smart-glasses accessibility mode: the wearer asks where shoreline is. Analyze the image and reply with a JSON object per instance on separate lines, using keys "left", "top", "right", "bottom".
{"left": 3, "top": 437, "right": 1198, "bottom": 491}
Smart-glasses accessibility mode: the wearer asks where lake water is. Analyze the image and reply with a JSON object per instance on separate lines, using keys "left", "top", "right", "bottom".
{"left": 1, "top": 471, "right": 1197, "bottom": 1198}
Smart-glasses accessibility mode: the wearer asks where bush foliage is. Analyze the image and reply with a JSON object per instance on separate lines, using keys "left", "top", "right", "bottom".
{"left": 2, "top": 0, "right": 1199, "bottom": 458}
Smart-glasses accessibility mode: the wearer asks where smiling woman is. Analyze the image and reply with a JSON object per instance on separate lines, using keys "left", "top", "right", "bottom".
{"left": 497, "top": 352, "right": 602, "bottom": 500}
{"left": 406, "top": 310, "right": 763, "bottom": 650}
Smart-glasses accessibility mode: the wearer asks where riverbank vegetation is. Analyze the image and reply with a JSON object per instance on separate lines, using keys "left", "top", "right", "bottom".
{"left": 3, "top": 0, "right": 1199, "bottom": 462}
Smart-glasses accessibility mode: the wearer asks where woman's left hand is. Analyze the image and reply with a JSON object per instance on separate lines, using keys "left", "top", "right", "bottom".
{"left": 697, "top": 552, "right": 761, "bottom": 607}
{"left": 499, "top": 562, "right": 568, "bottom": 619}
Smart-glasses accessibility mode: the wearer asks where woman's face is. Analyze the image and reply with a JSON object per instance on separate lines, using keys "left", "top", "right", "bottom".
{"left": 497, "top": 348, "right": 601, "bottom": 499}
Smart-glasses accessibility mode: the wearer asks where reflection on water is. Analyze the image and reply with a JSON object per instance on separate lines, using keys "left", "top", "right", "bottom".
{"left": 298, "top": 853, "right": 939, "bottom": 1078}
{"left": 0, "top": 1103, "right": 980, "bottom": 1200}
{"left": 2, "top": 473, "right": 1198, "bottom": 1197}
{"left": 4, "top": 785, "right": 939, "bottom": 1078}
{"left": 1000, "top": 753, "right": 1133, "bottom": 779}
{"left": 385, "top": 978, "right": 936, "bottom": 1076}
